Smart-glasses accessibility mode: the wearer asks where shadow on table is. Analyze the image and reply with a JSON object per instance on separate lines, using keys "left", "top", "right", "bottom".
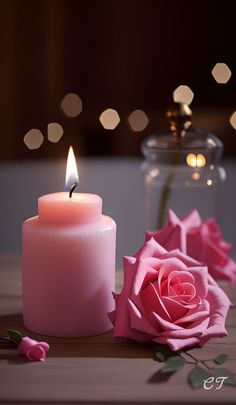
{"left": 0, "top": 313, "right": 153, "bottom": 359}
{"left": 147, "top": 369, "right": 175, "bottom": 384}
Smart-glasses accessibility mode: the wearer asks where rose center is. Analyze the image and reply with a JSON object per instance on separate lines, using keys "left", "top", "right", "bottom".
{"left": 173, "top": 283, "right": 185, "bottom": 295}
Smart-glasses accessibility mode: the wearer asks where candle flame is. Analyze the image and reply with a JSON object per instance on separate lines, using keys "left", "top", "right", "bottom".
{"left": 65, "top": 146, "right": 79, "bottom": 190}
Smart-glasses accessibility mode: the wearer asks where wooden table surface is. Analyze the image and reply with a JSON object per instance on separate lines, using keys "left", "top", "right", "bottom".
{"left": 0, "top": 256, "right": 236, "bottom": 405}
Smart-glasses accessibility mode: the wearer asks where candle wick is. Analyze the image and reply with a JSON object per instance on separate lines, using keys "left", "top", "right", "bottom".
{"left": 69, "top": 183, "right": 78, "bottom": 198}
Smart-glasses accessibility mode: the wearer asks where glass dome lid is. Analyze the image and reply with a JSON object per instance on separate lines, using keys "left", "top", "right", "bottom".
{"left": 141, "top": 102, "right": 223, "bottom": 165}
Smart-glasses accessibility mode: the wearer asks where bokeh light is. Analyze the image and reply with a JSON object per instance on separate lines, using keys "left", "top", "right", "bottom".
{"left": 173, "top": 85, "right": 194, "bottom": 105}
{"left": 99, "top": 109, "right": 120, "bottom": 130}
{"left": 207, "top": 179, "right": 213, "bottom": 186}
{"left": 186, "top": 153, "right": 197, "bottom": 167}
{"left": 60, "top": 93, "right": 83, "bottom": 117}
{"left": 23, "top": 129, "right": 44, "bottom": 150}
{"left": 211, "top": 63, "right": 231, "bottom": 84}
{"left": 192, "top": 172, "right": 200, "bottom": 180}
{"left": 47, "top": 122, "right": 64, "bottom": 143}
{"left": 196, "top": 154, "right": 206, "bottom": 168}
{"left": 229, "top": 111, "right": 236, "bottom": 129}
{"left": 186, "top": 153, "right": 206, "bottom": 168}
{"left": 128, "top": 109, "right": 149, "bottom": 132}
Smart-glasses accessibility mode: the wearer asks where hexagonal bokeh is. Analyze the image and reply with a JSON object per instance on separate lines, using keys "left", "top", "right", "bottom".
{"left": 23, "top": 129, "right": 44, "bottom": 150}
{"left": 99, "top": 109, "right": 120, "bottom": 130}
{"left": 229, "top": 111, "right": 236, "bottom": 129}
{"left": 60, "top": 93, "right": 83, "bottom": 117}
{"left": 211, "top": 63, "right": 231, "bottom": 84}
{"left": 128, "top": 109, "right": 149, "bottom": 132}
{"left": 47, "top": 122, "right": 64, "bottom": 143}
{"left": 173, "top": 85, "right": 194, "bottom": 105}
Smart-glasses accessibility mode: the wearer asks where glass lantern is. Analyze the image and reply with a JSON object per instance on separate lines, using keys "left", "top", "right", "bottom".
{"left": 141, "top": 102, "right": 226, "bottom": 230}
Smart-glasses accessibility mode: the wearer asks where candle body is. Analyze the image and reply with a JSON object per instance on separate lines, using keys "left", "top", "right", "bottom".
{"left": 22, "top": 193, "right": 116, "bottom": 337}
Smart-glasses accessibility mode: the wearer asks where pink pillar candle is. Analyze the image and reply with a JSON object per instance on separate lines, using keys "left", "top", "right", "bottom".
{"left": 22, "top": 192, "right": 116, "bottom": 337}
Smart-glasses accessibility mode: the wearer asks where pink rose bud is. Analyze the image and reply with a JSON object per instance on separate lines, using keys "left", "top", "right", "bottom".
{"left": 109, "top": 237, "right": 230, "bottom": 351}
{"left": 17, "top": 337, "right": 49, "bottom": 361}
{"left": 146, "top": 209, "right": 236, "bottom": 285}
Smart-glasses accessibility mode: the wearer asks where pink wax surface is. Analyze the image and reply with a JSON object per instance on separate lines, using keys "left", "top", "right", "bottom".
{"left": 38, "top": 192, "right": 102, "bottom": 224}
{"left": 22, "top": 192, "right": 116, "bottom": 337}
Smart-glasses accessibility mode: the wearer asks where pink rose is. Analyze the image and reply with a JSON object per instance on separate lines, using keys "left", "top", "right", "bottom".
{"left": 109, "top": 238, "right": 230, "bottom": 351}
{"left": 17, "top": 337, "right": 49, "bottom": 361}
{"left": 146, "top": 210, "right": 236, "bottom": 285}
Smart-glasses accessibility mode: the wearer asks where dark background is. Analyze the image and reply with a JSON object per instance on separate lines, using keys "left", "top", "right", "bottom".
{"left": 1, "top": 0, "right": 236, "bottom": 160}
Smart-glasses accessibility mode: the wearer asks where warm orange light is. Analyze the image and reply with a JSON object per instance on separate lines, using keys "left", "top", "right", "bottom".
{"left": 186, "top": 153, "right": 197, "bottom": 167}
{"left": 192, "top": 172, "right": 200, "bottom": 180}
{"left": 65, "top": 146, "right": 79, "bottom": 189}
{"left": 186, "top": 153, "right": 206, "bottom": 168}
{"left": 196, "top": 154, "right": 206, "bottom": 168}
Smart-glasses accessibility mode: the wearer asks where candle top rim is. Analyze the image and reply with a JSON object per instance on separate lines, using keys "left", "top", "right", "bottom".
{"left": 39, "top": 192, "right": 102, "bottom": 204}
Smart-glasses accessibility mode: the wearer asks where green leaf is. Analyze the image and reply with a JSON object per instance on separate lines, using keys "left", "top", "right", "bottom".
{"left": 214, "top": 354, "right": 228, "bottom": 365}
{"left": 161, "top": 355, "right": 186, "bottom": 373}
{"left": 7, "top": 329, "right": 23, "bottom": 345}
{"left": 213, "top": 368, "right": 236, "bottom": 387}
{"left": 155, "top": 351, "right": 166, "bottom": 362}
{"left": 188, "top": 366, "right": 210, "bottom": 389}
{"left": 154, "top": 344, "right": 176, "bottom": 362}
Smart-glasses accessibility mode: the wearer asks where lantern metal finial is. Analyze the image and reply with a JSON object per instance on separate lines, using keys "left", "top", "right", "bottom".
{"left": 166, "top": 102, "right": 192, "bottom": 138}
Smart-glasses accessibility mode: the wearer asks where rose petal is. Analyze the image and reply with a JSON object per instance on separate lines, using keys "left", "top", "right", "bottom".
{"left": 108, "top": 309, "right": 116, "bottom": 325}
{"left": 160, "top": 317, "right": 209, "bottom": 338}
{"left": 187, "top": 266, "right": 209, "bottom": 298}
{"left": 141, "top": 257, "right": 162, "bottom": 269}
{"left": 140, "top": 282, "right": 171, "bottom": 321}
{"left": 163, "top": 249, "right": 201, "bottom": 267}
{"left": 112, "top": 257, "right": 139, "bottom": 339}
{"left": 168, "top": 270, "right": 195, "bottom": 285}
{"left": 161, "top": 296, "right": 188, "bottom": 321}
{"left": 168, "top": 209, "right": 181, "bottom": 226}
{"left": 135, "top": 238, "right": 166, "bottom": 260}
{"left": 17, "top": 337, "right": 37, "bottom": 355}
{"left": 209, "top": 259, "right": 236, "bottom": 285}
{"left": 182, "top": 209, "right": 202, "bottom": 229}
{"left": 187, "top": 229, "right": 205, "bottom": 260}
{"left": 152, "top": 311, "right": 183, "bottom": 332}
{"left": 205, "top": 218, "right": 221, "bottom": 239}
{"left": 199, "top": 285, "right": 231, "bottom": 345}
{"left": 38, "top": 342, "right": 49, "bottom": 353}
{"left": 132, "top": 261, "right": 158, "bottom": 296}
{"left": 163, "top": 224, "right": 187, "bottom": 254}
{"left": 128, "top": 299, "right": 158, "bottom": 337}
{"left": 153, "top": 336, "right": 199, "bottom": 351}
{"left": 26, "top": 345, "right": 45, "bottom": 361}
{"left": 175, "top": 299, "right": 210, "bottom": 325}
{"left": 205, "top": 239, "right": 228, "bottom": 268}
{"left": 146, "top": 224, "right": 172, "bottom": 246}
{"left": 158, "top": 258, "right": 188, "bottom": 291}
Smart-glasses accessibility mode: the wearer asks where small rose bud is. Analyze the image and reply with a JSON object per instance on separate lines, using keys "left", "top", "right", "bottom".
{"left": 17, "top": 336, "right": 49, "bottom": 361}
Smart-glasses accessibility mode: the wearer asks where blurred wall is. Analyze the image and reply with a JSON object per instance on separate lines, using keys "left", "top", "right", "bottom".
{"left": 0, "top": 0, "right": 236, "bottom": 160}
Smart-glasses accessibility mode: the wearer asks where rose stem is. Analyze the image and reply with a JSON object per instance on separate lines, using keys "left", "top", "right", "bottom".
{"left": 185, "top": 351, "right": 213, "bottom": 374}
{"left": 0, "top": 336, "right": 16, "bottom": 346}
{"left": 156, "top": 152, "right": 179, "bottom": 229}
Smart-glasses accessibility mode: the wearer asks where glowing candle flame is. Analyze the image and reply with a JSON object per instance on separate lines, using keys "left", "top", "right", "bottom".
{"left": 65, "top": 146, "right": 79, "bottom": 190}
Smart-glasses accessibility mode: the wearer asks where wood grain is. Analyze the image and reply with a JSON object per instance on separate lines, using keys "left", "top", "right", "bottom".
{"left": 0, "top": 256, "right": 235, "bottom": 404}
